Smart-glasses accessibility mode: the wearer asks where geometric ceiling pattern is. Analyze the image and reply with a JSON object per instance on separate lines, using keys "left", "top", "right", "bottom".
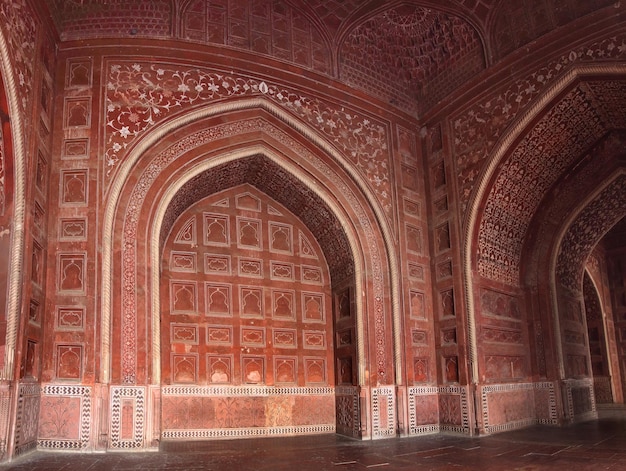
{"left": 339, "top": 5, "right": 485, "bottom": 115}
{"left": 43, "top": 0, "right": 616, "bottom": 116}
{"left": 477, "top": 79, "right": 626, "bottom": 285}
{"left": 556, "top": 173, "right": 626, "bottom": 292}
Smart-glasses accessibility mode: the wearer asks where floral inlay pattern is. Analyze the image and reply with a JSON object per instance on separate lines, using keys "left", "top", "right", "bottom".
{"left": 454, "top": 33, "right": 626, "bottom": 212}
{"left": 105, "top": 62, "right": 392, "bottom": 218}
{"left": 0, "top": 0, "right": 36, "bottom": 118}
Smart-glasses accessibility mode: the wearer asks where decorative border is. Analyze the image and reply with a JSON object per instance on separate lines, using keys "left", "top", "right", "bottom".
{"left": 372, "top": 386, "right": 395, "bottom": 438}
{"left": 38, "top": 385, "right": 91, "bottom": 450}
{"left": 109, "top": 386, "right": 145, "bottom": 449}
{"left": 0, "top": 385, "right": 10, "bottom": 456}
{"left": 407, "top": 386, "right": 438, "bottom": 436}
{"left": 162, "top": 424, "right": 335, "bottom": 440}
{"left": 161, "top": 385, "right": 334, "bottom": 396}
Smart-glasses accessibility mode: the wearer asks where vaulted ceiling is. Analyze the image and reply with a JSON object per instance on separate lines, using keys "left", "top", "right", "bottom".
{"left": 41, "top": 0, "right": 616, "bottom": 117}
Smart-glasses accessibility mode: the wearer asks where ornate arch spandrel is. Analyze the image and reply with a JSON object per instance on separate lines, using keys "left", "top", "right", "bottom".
{"left": 463, "top": 65, "right": 626, "bottom": 386}
{"left": 101, "top": 105, "right": 399, "bottom": 388}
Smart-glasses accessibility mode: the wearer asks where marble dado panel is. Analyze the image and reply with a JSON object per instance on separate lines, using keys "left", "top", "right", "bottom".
{"left": 407, "top": 386, "right": 439, "bottom": 435}
{"left": 408, "top": 385, "right": 470, "bottom": 436}
{"left": 564, "top": 378, "right": 596, "bottom": 420}
{"left": 479, "top": 382, "right": 558, "bottom": 434}
{"left": 14, "top": 383, "right": 40, "bottom": 456}
{"left": 109, "top": 386, "right": 146, "bottom": 449}
{"left": 104, "top": 61, "right": 393, "bottom": 218}
{"left": 38, "top": 385, "right": 91, "bottom": 450}
{"left": 335, "top": 385, "right": 359, "bottom": 438}
{"left": 371, "top": 386, "right": 396, "bottom": 439}
{"left": 161, "top": 385, "right": 335, "bottom": 440}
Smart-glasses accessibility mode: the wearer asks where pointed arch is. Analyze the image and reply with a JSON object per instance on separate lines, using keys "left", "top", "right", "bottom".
{"left": 463, "top": 64, "right": 626, "bottom": 385}
{"left": 101, "top": 98, "right": 401, "bottom": 387}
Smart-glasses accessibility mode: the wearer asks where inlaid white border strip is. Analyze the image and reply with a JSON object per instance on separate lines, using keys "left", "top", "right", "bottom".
{"left": 162, "top": 424, "right": 335, "bottom": 440}
{"left": 110, "top": 386, "right": 145, "bottom": 449}
{"left": 38, "top": 385, "right": 91, "bottom": 450}
{"left": 162, "top": 385, "right": 334, "bottom": 396}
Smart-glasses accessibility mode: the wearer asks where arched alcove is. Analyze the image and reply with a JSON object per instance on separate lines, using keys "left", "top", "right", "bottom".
{"left": 102, "top": 106, "right": 398, "bottom": 447}
{"left": 463, "top": 65, "right": 626, "bottom": 433}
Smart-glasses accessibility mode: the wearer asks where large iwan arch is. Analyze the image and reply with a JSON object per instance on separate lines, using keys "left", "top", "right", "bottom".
{"left": 101, "top": 102, "right": 400, "bottom": 446}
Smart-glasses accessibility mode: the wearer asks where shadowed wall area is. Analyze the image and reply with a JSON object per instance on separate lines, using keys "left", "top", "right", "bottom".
{"left": 0, "top": 0, "right": 624, "bottom": 462}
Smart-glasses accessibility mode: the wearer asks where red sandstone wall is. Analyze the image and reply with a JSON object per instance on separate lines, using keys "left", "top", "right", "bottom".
{"left": 607, "top": 246, "right": 626, "bottom": 399}
{"left": 0, "top": 0, "right": 621, "bottom": 457}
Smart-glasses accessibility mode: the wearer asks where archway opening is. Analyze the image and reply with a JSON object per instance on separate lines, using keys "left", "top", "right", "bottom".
{"left": 157, "top": 155, "right": 358, "bottom": 440}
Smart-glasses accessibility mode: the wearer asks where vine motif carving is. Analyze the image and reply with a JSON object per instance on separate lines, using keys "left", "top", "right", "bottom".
{"left": 120, "top": 118, "right": 386, "bottom": 384}
{"left": 105, "top": 62, "right": 392, "bottom": 218}
{"left": 453, "top": 32, "right": 626, "bottom": 211}
{"left": 0, "top": 0, "right": 36, "bottom": 119}
{"left": 476, "top": 83, "right": 607, "bottom": 284}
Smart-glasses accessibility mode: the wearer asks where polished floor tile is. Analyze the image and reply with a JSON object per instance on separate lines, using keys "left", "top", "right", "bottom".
{"left": 2, "top": 413, "right": 626, "bottom": 470}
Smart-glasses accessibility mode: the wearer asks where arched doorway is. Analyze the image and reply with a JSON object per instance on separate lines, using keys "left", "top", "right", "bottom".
{"left": 102, "top": 106, "right": 397, "bottom": 447}
{"left": 158, "top": 172, "right": 351, "bottom": 438}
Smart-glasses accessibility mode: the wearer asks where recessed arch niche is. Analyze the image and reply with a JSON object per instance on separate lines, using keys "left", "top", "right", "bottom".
{"left": 103, "top": 108, "right": 397, "bottom": 445}
{"left": 463, "top": 65, "right": 626, "bottom": 433}
{"left": 158, "top": 166, "right": 346, "bottom": 436}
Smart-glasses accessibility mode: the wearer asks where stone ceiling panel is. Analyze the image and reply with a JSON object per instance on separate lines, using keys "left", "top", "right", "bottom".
{"left": 47, "top": 0, "right": 172, "bottom": 40}
{"left": 477, "top": 82, "right": 615, "bottom": 285}
{"left": 339, "top": 5, "right": 485, "bottom": 115}
{"left": 490, "top": 0, "right": 614, "bottom": 60}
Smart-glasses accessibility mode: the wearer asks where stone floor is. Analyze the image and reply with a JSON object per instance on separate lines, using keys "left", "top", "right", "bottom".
{"left": 2, "top": 413, "right": 626, "bottom": 470}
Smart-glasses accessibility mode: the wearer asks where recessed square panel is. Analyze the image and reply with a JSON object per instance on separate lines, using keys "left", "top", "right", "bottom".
{"left": 206, "top": 325, "right": 233, "bottom": 345}
{"left": 240, "top": 287, "right": 264, "bottom": 318}
{"left": 203, "top": 213, "right": 230, "bottom": 246}
{"left": 204, "top": 254, "right": 231, "bottom": 274}
{"left": 205, "top": 283, "right": 232, "bottom": 317}
{"left": 272, "top": 290, "right": 296, "bottom": 321}
{"left": 236, "top": 217, "right": 262, "bottom": 249}
{"left": 302, "top": 292, "right": 324, "bottom": 323}
{"left": 272, "top": 328, "right": 297, "bottom": 349}
{"left": 208, "top": 355, "right": 232, "bottom": 384}
{"left": 170, "top": 281, "right": 197, "bottom": 314}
